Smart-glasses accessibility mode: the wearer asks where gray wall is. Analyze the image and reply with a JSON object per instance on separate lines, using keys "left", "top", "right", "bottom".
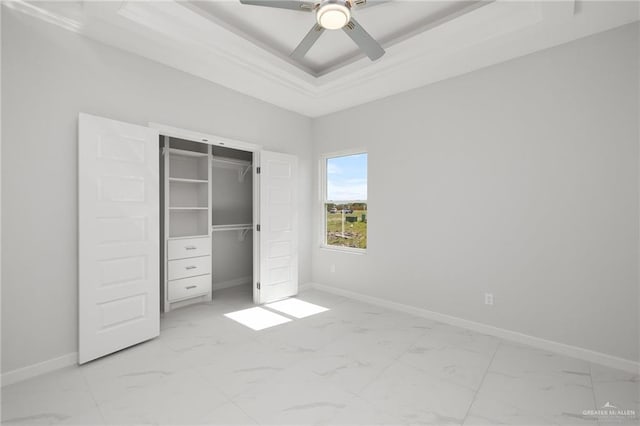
{"left": 1, "top": 10, "right": 312, "bottom": 373}
{"left": 312, "top": 23, "right": 640, "bottom": 362}
{"left": 211, "top": 164, "right": 253, "bottom": 288}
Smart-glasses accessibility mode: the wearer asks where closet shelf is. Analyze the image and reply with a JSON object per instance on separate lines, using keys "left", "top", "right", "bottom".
{"left": 167, "top": 148, "right": 209, "bottom": 158}
{"left": 169, "top": 177, "right": 208, "bottom": 184}
{"left": 168, "top": 234, "right": 209, "bottom": 240}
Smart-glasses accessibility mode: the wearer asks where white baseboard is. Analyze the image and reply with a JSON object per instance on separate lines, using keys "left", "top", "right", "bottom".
{"left": 1, "top": 352, "right": 77, "bottom": 387}
{"left": 308, "top": 282, "right": 639, "bottom": 374}
{"left": 213, "top": 275, "right": 252, "bottom": 291}
{"left": 6, "top": 281, "right": 635, "bottom": 387}
{"left": 2, "top": 277, "right": 292, "bottom": 386}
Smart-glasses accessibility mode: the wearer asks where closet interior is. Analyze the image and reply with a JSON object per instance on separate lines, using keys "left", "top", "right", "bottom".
{"left": 160, "top": 136, "right": 254, "bottom": 312}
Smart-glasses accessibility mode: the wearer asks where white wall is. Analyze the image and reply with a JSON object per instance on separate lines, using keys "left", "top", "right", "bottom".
{"left": 312, "top": 23, "right": 639, "bottom": 362}
{"left": 1, "top": 10, "right": 312, "bottom": 373}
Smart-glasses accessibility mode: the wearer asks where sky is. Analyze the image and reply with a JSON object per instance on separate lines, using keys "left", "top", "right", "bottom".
{"left": 327, "top": 153, "right": 367, "bottom": 201}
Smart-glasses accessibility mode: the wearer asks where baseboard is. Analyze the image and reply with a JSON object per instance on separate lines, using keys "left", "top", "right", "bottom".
{"left": 309, "top": 282, "right": 639, "bottom": 374}
{"left": 1, "top": 352, "right": 77, "bottom": 387}
{"left": 7, "top": 282, "right": 634, "bottom": 387}
{"left": 2, "top": 279, "right": 305, "bottom": 386}
{"left": 213, "top": 275, "right": 252, "bottom": 291}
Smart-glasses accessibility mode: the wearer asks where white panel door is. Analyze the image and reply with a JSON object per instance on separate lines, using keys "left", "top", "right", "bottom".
{"left": 78, "top": 113, "right": 160, "bottom": 364}
{"left": 258, "top": 151, "right": 298, "bottom": 304}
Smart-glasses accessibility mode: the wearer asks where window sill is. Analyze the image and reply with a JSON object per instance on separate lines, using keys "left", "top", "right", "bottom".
{"left": 319, "top": 245, "right": 367, "bottom": 255}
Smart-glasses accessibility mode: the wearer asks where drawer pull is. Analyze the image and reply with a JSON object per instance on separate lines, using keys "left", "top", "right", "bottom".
{"left": 185, "top": 266, "right": 197, "bottom": 270}
{"left": 185, "top": 285, "right": 197, "bottom": 290}
{"left": 185, "top": 246, "right": 197, "bottom": 250}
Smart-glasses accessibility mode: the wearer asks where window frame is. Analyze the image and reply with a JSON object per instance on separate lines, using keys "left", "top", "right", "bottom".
{"left": 319, "top": 149, "right": 368, "bottom": 254}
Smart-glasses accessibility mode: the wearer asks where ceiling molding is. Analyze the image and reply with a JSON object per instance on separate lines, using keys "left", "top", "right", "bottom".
{"left": 185, "top": 0, "right": 492, "bottom": 77}
{"left": 6, "top": 0, "right": 639, "bottom": 117}
{"left": 114, "top": 1, "right": 319, "bottom": 95}
{"left": 3, "top": 0, "right": 83, "bottom": 32}
{"left": 182, "top": 1, "right": 318, "bottom": 77}
{"left": 313, "top": 0, "right": 545, "bottom": 96}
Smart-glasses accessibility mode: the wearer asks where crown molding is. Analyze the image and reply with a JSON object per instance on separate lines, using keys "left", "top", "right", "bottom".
{"left": 3, "top": 0, "right": 83, "bottom": 32}
{"left": 4, "top": 0, "right": 638, "bottom": 117}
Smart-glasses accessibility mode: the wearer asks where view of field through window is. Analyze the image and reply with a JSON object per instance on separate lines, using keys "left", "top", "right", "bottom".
{"left": 325, "top": 153, "right": 367, "bottom": 249}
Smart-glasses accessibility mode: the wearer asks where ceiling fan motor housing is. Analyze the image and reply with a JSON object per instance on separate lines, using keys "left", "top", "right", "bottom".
{"left": 316, "top": 0, "right": 352, "bottom": 30}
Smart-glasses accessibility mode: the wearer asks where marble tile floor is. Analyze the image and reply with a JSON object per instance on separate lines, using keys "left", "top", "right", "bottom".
{"left": 2, "top": 285, "right": 638, "bottom": 425}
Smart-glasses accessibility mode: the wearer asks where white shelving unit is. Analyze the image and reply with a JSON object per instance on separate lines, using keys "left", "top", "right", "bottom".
{"left": 162, "top": 138, "right": 212, "bottom": 312}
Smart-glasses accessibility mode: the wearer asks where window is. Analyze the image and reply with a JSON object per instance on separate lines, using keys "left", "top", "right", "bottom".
{"left": 322, "top": 152, "right": 367, "bottom": 250}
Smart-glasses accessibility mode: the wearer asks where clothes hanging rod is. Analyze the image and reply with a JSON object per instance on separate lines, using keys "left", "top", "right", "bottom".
{"left": 211, "top": 223, "right": 253, "bottom": 232}
{"left": 211, "top": 156, "right": 251, "bottom": 167}
{"left": 211, "top": 224, "right": 253, "bottom": 241}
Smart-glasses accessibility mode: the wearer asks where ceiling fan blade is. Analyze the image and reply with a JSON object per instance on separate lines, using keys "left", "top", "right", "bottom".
{"left": 342, "top": 18, "right": 385, "bottom": 61}
{"left": 351, "top": 0, "right": 392, "bottom": 10}
{"left": 291, "top": 23, "right": 325, "bottom": 61}
{"left": 239, "top": 0, "right": 314, "bottom": 12}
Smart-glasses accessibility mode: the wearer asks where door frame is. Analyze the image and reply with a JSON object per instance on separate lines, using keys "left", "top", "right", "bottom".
{"left": 148, "top": 123, "right": 263, "bottom": 304}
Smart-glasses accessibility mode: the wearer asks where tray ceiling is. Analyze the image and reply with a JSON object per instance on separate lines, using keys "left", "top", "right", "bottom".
{"left": 189, "top": 1, "right": 482, "bottom": 75}
{"left": 5, "top": 1, "right": 639, "bottom": 117}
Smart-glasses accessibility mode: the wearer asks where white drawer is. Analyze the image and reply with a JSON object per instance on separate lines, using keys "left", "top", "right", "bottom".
{"left": 168, "top": 256, "right": 210, "bottom": 281}
{"left": 168, "top": 274, "right": 211, "bottom": 301}
{"left": 168, "top": 237, "right": 210, "bottom": 260}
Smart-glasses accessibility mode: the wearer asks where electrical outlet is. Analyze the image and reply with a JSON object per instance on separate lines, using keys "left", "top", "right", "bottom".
{"left": 330, "top": 264, "right": 336, "bottom": 273}
{"left": 485, "top": 293, "right": 494, "bottom": 305}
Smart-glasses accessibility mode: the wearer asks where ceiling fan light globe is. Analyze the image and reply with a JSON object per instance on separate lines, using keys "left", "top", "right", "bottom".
{"left": 317, "top": 4, "right": 351, "bottom": 30}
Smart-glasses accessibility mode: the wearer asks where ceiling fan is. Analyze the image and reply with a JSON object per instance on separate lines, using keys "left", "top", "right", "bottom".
{"left": 239, "top": 0, "right": 386, "bottom": 61}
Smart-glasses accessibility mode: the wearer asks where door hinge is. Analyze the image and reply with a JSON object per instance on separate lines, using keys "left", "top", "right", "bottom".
{"left": 256, "top": 224, "right": 261, "bottom": 232}
{"left": 257, "top": 167, "right": 261, "bottom": 174}
{"left": 257, "top": 282, "right": 261, "bottom": 290}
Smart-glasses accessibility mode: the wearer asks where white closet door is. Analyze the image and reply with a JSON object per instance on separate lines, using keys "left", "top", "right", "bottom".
{"left": 78, "top": 113, "right": 160, "bottom": 364}
{"left": 258, "top": 151, "right": 299, "bottom": 304}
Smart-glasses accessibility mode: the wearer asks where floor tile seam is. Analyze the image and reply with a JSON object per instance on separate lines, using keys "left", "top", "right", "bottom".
{"left": 322, "top": 320, "right": 427, "bottom": 396}
{"left": 227, "top": 398, "right": 262, "bottom": 425}
{"left": 391, "top": 356, "right": 482, "bottom": 394}
{"left": 588, "top": 362, "right": 599, "bottom": 412}
{"left": 461, "top": 340, "right": 502, "bottom": 425}
{"left": 462, "top": 368, "right": 598, "bottom": 423}
{"left": 350, "top": 353, "right": 405, "bottom": 401}
{"left": 461, "top": 398, "right": 568, "bottom": 426}
{"left": 78, "top": 367, "right": 110, "bottom": 425}
{"left": 331, "top": 319, "right": 433, "bottom": 398}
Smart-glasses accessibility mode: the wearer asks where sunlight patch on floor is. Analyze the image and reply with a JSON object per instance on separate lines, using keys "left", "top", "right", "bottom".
{"left": 265, "top": 298, "right": 330, "bottom": 319}
{"left": 224, "top": 307, "right": 291, "bottom": 331}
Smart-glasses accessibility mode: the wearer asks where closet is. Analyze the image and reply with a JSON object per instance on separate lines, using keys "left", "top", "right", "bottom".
{"left": 77, "top": 113, "right": 298, "bottom": 363}
{"left": 160, "top": 137, "right": 255, "bottom": 312}
{"left": 210, "top": 146, "right": 254, "bottom": 293}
